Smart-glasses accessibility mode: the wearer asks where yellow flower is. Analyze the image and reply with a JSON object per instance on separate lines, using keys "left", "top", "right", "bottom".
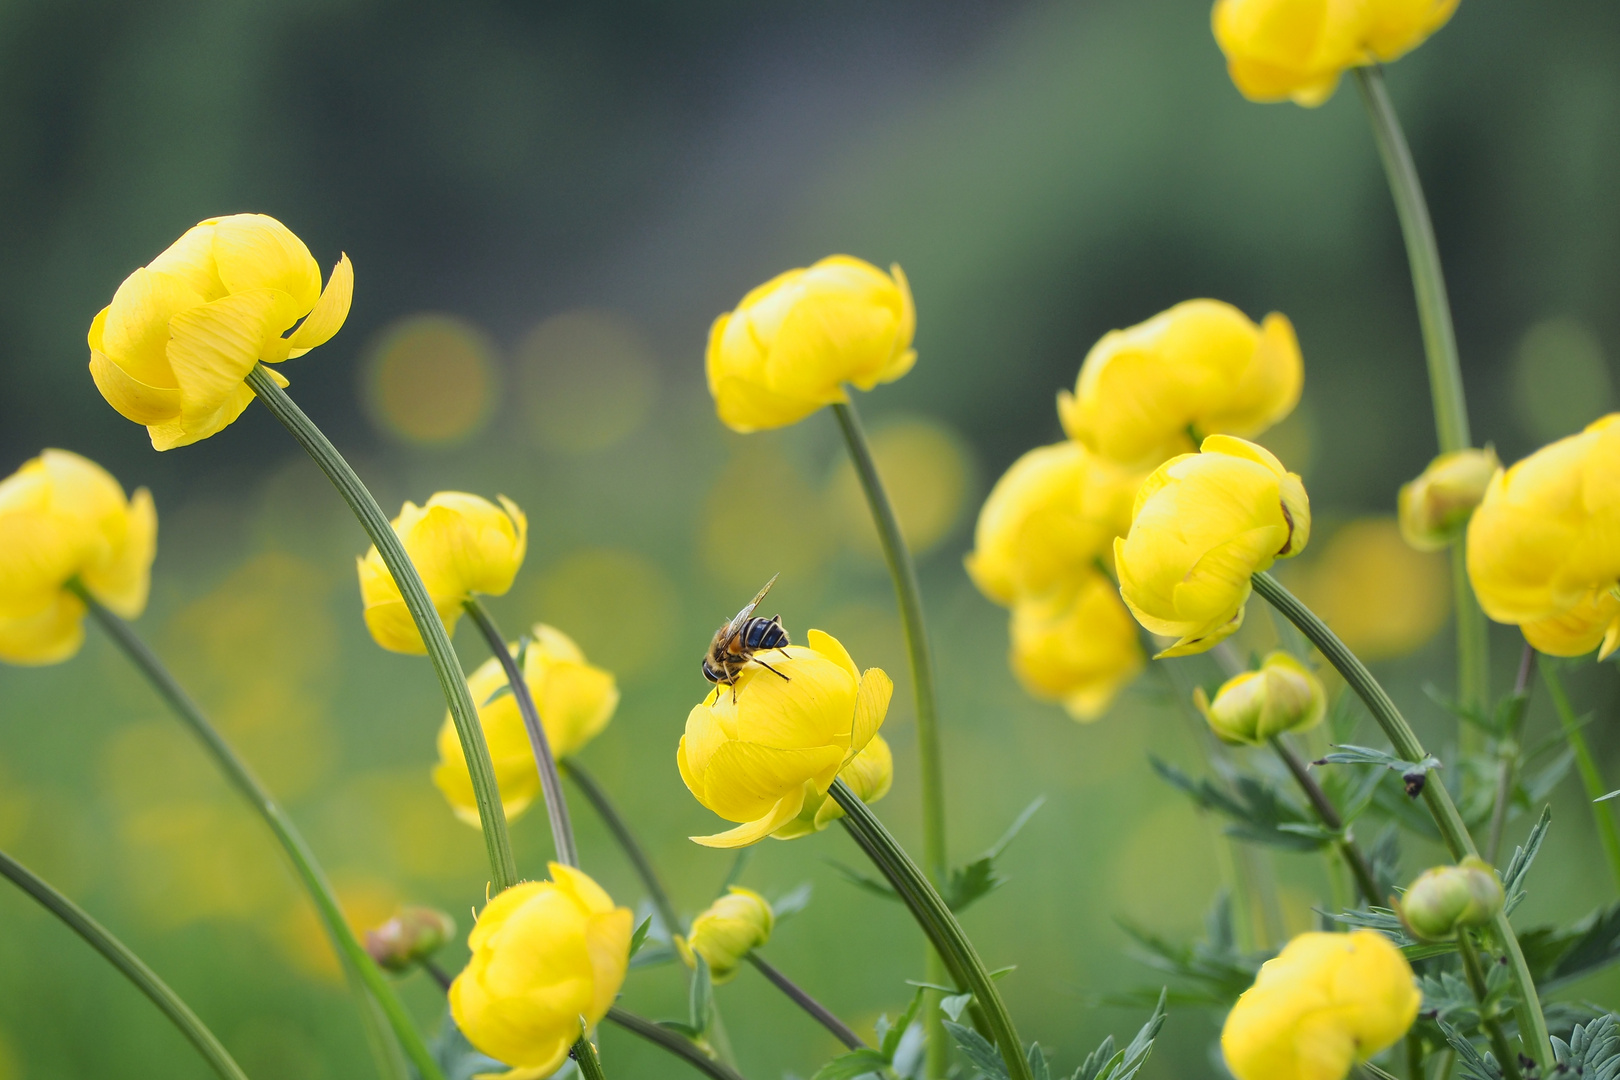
{"left": 88, "top": 214, "right": 353, "bottom": 450}
{"left": 1212, "top": 0, "right": 1459, "bottom": 108}
{"left": 707, "top": 256, "right": 915, "bottom": 433}
{"left": 1009, "top": 573, "right": 1144, "bottom": 721}
{"left": 1222, "top": 930, "right": 1420, "bottom": 1080}
{"left": 678, "top": 630, "right": 892, "bottom": 848}
{"left": 0, "top": 450, "right": 157, "bottom": 665}
{"left": 1194, "top": 651, "right": 1325, "bottom": 745}
{"left": 356, "top": 492, "right": 527, "bottom": 654}
{"left": 1116, "top": 436, "right": 1310, "bottom": 657}
{"left": 1466, "top": 415, "right": 1620, "bottom": 659}
{"left": 676, "top": 887, "right": 774, "bottom": 984}
{"left": 1057, "top": 300, "right": 1302, "bottom": 469}
{"left": 450, "top": 864, "right": 632, "bottom": 1078}
{"left": 1398, "top": 447, "right": 1498, "bottom": 552}
{"left": 775, "top": 734, "right": 895, "bottom": 839}
{"left": 965, "top": 441, "right": 1145, "bottom": 606}
{"left": 1398, "top": 857, "right": 1503, "bottom": 942}
{"left": 434, "top": 625, "right": 619, "bottom": 826}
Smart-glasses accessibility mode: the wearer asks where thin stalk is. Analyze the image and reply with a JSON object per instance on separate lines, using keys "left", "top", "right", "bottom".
{"left": 830, "top": 780, "right": 1032, "bottom": 1080}
{"left": 1456, "top": 932, "right": 1522, "bottom": 1080}
{"left": 1485, "top": 644, "right": 1535, "bottom": 864}
{"left": 72, "top": 584, "right": 442, "bottom": 1080}
{"left": 1406, "top": 1029, "right": 1424, "bottom": 1080}
{"left": 1451, "top": 546, "right": 1492, "bottom": 735}
{"left": 247, "top": 365, "right": 517, "bottom": 890}
{"left": 0, "top": 847, "right": 249, "bottom": 1080}
{"left": 1252, "top": 572, "right": 1553, "bottom": 1073}
{"left": 1541, "top": 659, "right": 1620, "bottom": 891}
{"left": 747, "top": 953, "right": 864, "bottom": 1050}
{"left": 574, "top": 1035, "right": 609, "bottom": 1080}
{"left": 564, "top": 761, "right": 680, "bottom": 936}
{"left": 605, "top": 1008, "right": 749, "bottom": 1080}
{"left": 831, "top": 398, "right": 950, "bottom": 1076}
{"left": 462, "top": 598, "right": 577, "bottom": 868}
{"left": 1270, "top": 734, "right": 1382, "bottom": 906}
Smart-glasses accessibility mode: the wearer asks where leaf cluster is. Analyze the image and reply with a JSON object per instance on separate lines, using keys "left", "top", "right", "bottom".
{"left": 810, "top": 988, "right": 926, "bottom": 1080}
{"left": 1110, "top": 892, "right": 1264, "bottom": 1011}
{"left": 1149, "top": 756, "right": 1326, "bottom": 852}
{"left": 944, "top": 991, "right": 1165, "bottom": 1080}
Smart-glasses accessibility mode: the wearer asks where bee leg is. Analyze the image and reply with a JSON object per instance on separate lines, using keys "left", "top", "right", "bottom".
{"left": 753, "top": 658, "right": 792, "bottom": 682}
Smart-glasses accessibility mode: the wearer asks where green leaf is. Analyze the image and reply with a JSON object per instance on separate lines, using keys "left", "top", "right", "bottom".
{"left": 1437, "top": 1017, "right": 1501, "bottom": 1080}
{"left": 482, "top": 683, "right": 513, "bottom": 707}
{"left": 628, "top": 915, "right": 653, "bottom": 959}
{"left": 689, "top": 952, "right": 713, "bottom": 1036}
{"left": 827, "top": 860, "right": 900, "bottom": 902}
{"left": 628, "top": 942, "right": 675, "bottom": 970}
{"left": 943, "top": 1021, "right": 1009, "bottom": 1080}
{"left": 1149, "top": 757, "right": 1322, "bottom": 852}
{"left": 1115, "top": 915, "right": 1262, "bottom": 1009}
{"left": 809, "top": 1048, "right": 891, "bottom": 1080}
{"left": 1550, "top": 1012, "right": 1620, "bottom": 1077}
{"left": 1521, "top": 900, "right": 1620, "bottom": 991}
{"left": 942, "top": 796, "right": 1045, "bottom": 913}
{"left": 1501, "top": 805, "right": 1552, "bottom": 915}
{"left": 1315, "top": 744, "right": 1442, "bottom": 797}
{"left": 939, "top": 992, "right": 973, "bottom": 1022}
{"left": 772, "top": 882, "right": 813, "bottom": 920}
{"left": 1098, "top": 988, "right": 1166, "bottom": 1080}
{"left": 1027, "top": 1043, "right": 1052, "bottom": 1080}
{"left": 1596, "top": 790, "right": 1620, "bottom": 804}
{"left": 1362, "top": 1064, "right": 1402, "bottom": 1080}
{"left": 878, "top": 987, "right": 926, "bottom": 1059}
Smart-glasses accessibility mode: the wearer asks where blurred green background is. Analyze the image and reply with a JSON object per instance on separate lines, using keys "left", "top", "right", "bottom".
{"left": 2, "top": 1, "right": 1620, "bottom": 1077}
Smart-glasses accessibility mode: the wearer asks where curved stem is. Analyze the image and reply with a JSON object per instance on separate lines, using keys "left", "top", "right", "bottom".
{"left": 462, "top": 599, "right": 578, "bottom": 868}
{"left": 564, "top": 761, "right": 680, "bottom": 935}
{"left": 247, "top": 366, "right": 518, "bottom": 891}
{"left": 605, "top": 1007, "right": 749, "bottom": 1080}
{"left": 1456, "top": 932, "right": 1522, "bottom": 1080}
{"left": 747, "top": 953, "right": 864, "bottom": 1050}
{"left": 1251, "top": 571, "right": 1552, "bottom": 1072}
{"left": 1269, "top": 735, "right": 1382, "bottom": 906}
{"left": 1485, "top": 644, "right": 1535, "bottom": 865}
{"left": 1541, "top": 659, "right": 1620, "bottom": 891}
{"left": 0, "top": 847, "right": 250, "bottom": 1080}
{"left": 574, "top": 1035, "right": 609, "bottom": 1080}
{"left": 830, "top": 780, "right": 1032, "bottom": 1080}
{"left": 72, "top": 585, "right": 443, "bottom": 1080}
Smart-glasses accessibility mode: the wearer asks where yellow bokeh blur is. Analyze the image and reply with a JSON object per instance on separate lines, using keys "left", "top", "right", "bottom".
{"left": 531, "top": 548, "right": 680, "bottom": 678}
{"left": 275, "top": 873, "right": 400, "bottom": 980}
{"left": 827, "top": 416, "right": 975, "bottom": 558}
{"left": 702, "top": 447, "right": 834, "bottom": 592}
{"left": 1513, "top": 317, "right": 1615, "bottom": 444}
{"left": 361, "top": 314, "right": 499, "bottom": 445}
{"left": 325, "top": 770, "right": 488, "bottom": 882}
{"left": 1110, "top": 801, "right": 1222, "bottom": 932}
{"left": 1289, "top": 517, "right": 1450, "bottom": 660}
{"left": 0, "top": 1029, "right": 18, "bottom": 1080}
{"left": 519, "top": 309, "right": 658, "bottom": 454}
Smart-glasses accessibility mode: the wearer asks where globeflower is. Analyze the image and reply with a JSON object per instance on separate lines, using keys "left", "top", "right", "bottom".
{"left": 1057, "top": 299, "right": 1302, "bottom": 469}
{"left": 1222, "top": 930, "right": 1420, "bottom": 1080}
{"left": 434, "top": 624, "right": 618, "bottom": 825}
{"left": 356, "top": 492, "right": 527, "bottom": 654}
{"left": 1398, "top": 858, "right": 1503, "bottom": 942}
{"left": 1194, "top": 651, "right": 1325, "bottom": 745}
{"left": 1398, "top": 447, "right": 1498, "bottom": 552}
{"left": 1212, "top": 0, "right": 1460, "bottom": 108}
{"left": 678, "top": 630, "right": 892, "bottom": 848}
{"left": 88, "top": 214, "right": 353, "bottom": 450}
{"left": 774, "top": 734, "right": 894, "bottom": 839}
{"left": 676, "top": 887, "right": 774, "bottom": 984}
{"left": 364, "top": 906, "right": 455, "bottom": 973}
{"left": 1466, "top": 415, "right": 1620, "bottom": 659}
{"left": 450, "top": 864, "right": 632, "bottom": 1078}
{"left": 707, "top": 256, "right": 915, "bottom": 433}
{"left": 1116, "top": 436, "right": 1310, "bottom": 657}
{"left": 1008, "top": 573, "right": 1144, "bottom": 721}
{"left": 0, "top": 450, "right": 157, "bottom": 665}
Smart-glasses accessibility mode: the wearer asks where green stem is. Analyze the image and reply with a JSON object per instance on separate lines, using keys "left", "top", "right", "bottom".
{"left": 72, "top": 584, "right": 442, "bottom": 1080}
{"left": 247, "top": 365, "right": 517, "bottom": 891}
{"left": 604, "top": 1007, "right": 749, "bottom": 1080}
{"left": 747, "top": 953, "right": 864, "bottom": 1050}
{"left": 830, "top": 780, "right": 1031, "bottom": 1080}
{"left": 1251, "top": 572, "right": 1552, "bottom": 1073}
{"left": 0, "top": 847, "right": 250, "bottom": 1080}
{"left": 1270, "top": 734, "right": 1383, "bottom": 906}
{"left": 463, "top": 598, "right": 578, "bottom": 868}
{"left": 1451, "top": 546, "right": 1492, "bottom": 731}
{"left": 1485, "top": 644, "right": 1535, "bottom": 865}
{"left": 574, "top": 1035, "right": 610, "bottom": 1080}
{"left": 1541, "top": 659, "right": 1620, "bottom": 891}
{"left": 563, "top": 761, "right": 681, "bottom": 937}
{"left": 1456, "top": 932, "right": 1522, "bottom": 1080}
{"left": 1405, "top": 1030, "right": 1424, "bottom": 1080}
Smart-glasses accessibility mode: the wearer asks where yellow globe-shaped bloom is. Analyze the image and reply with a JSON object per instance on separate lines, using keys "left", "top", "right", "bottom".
{"left": 1398, "top": 447, "right": 1498, "bottom": 552}
{"left": 450, "top": 864, "right": 632, "bottom": 1078}
{"left": 678, "top": 629, "right": 892, "bottom": 848}
{"left": 88, "top": 214, "right": 353, "bottom": 450}
{"left": 775, "top": 734, "right": 894, "bottom": 840}
{"left": 965, "top": 441, "right": 1145, "bottom": 607}
{"left": 356, "top": 491, "right": 528, "bottom": 654}
{"left": 1222, "top": 930, "right": 1420, "bottom": 1080}
{"left": 0, "top": 450, "right": 157, "bottom": 665}
{"left": 707, "top": 256, "right": 915, "bottom": 433}
{"left": 1058, "top": 300, "right": 1303, "bottom": 469}
{"left": 434, "top": 624, "right": 619, "bottom": 826}
{"left": 1466, "top": 415, "right": 1620, "bottom": 659}
{"left": 1194, "top": 651, "right": 1325, "bottom": 745}
{"left": 677, "top": 886, "right": 774, "bottom": 984}
{"left": 1009, "top": 573, "right": 1144, "bottom": 721}
{"left": 1116, "top": 436, "right": 1310, "bottom": 657}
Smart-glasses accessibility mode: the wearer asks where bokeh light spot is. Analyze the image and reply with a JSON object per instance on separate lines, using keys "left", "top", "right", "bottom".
{"left": 0, "top": 1030, "right": 19, "bottom": 1080}
{"left": 1288, "top": 517, "right": 1449, "bottom": 660}
{"left": 828, "top": 416, "right": 976, "bottom": 558}
{"left": 1513, "top": 318, "right": 1615, "bottom": 444}
{"left": 519, "top": 309, "right": 658, "bottom": 454}
{"left": 702, "top": 447, "right": 833, "bottom": 592}
{"left": 275, "top": 873, "right": 399, "bottom": 981}
{"left": 1110, "top": 802, "right": 1221, "bottom": 932}
{"left": 362, "top": 314, "right": 499, "bottom": 445}
{"left": 531, "top": 548, "right": 680, "bottom": 678}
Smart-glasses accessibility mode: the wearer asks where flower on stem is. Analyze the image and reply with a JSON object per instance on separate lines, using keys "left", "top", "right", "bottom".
{"left": 1221, "top": 929, "right": 1420, "bottom": 1080}
{"left": 1057, "top": 300, "right": 1302, "bottom": 469}
{"left": 676, "top": 887, "right": 774, "bottom": 984}
{"left": 776, "top": 734, "right": 894, "bottom": 839}
{"left": 1116, "top": 435, "right": 1310, "bottom": 657}
{"left": 707, "top": 256, "right": 915, "bottom": 433}
{"left": 365, "top": 906, "right": 456, "bottom": 973}
{"left": 1212, "top": 0, "right": 1460, "bottom": 108}
{"left": 356, "top": 492, "right": 527, "bottom": 653}
{"left": 1397, "top": 857, "right": 1503, "bottom": 942}
{"left": 678, "top": 630, "right": 892, "bottom": 848}
{"left": 1009, "top": 572, "right": 1145, "bottom": 721}
{"left": 0, "top": 450, "right": 156, "bottom": 665}
{"left": 88, "top": 214, "right": 353, "bottom": 450}
{"left": 1194, "top": 651, "right": 1325, "bottom": 745}
{"left": 1398, "top": 447, "right": 1499, "bottom": 551}
{"left": 1466, "top": 415, "right": 1620, "bottom": 659}
{"left": 434, "top": 624, "right": 618, "bottom": 826}
{"left": 451, "top": 864, "right": 632, "bottom": 1079}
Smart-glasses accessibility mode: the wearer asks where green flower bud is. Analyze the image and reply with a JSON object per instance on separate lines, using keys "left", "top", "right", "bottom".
{"left": 1193, "top": 651, "right": 1326, "bottom": 745}
{"left": 365, "top": 905, "right": 456, "bottom": 972}
{"left": 676, "top": 887, "right": 774, "bottom": 984}
{"left": 1398, "top": 447, "right": 1499, "bottom": 552}
{"left": 1398, "top": 857, "right": 1504, "bottom": 941}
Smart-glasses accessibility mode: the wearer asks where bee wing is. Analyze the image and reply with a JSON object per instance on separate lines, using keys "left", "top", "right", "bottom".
{"left": 727, "top": 573, "right": 780, "bottom": 635}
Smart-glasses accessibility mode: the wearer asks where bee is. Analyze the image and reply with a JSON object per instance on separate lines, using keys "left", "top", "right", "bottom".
{"left": 702, "top": 573, "right": 791, "bottom": 698}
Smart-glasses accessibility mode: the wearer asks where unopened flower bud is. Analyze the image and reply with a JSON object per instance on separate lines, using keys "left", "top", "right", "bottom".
{"left": 1398, "top": 448, "right": 1499, "bottom": 551}
{"left": 677, "top": 887, "right": 774, "bottom": 984}
{"left": 1398, "top": 857, "right": 1503, "bottom": 942}
{"left": 1194, "top": 651, "right": 1326, "bottom": 745}
{"left": 365, "top": 906, "right": 456, "bottom": 973}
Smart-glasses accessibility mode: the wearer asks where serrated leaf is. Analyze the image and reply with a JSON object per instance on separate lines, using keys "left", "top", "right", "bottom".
{"left": 1100, "top": 989, "right": 1166, "bottom": 1080}
{"left": 772, "top": 882, "right": 813, "bottom": 920}
{"left": 1502, "top": 805, "right": 1552, "bottom": 914}
{"left": 1072, "top": 1034, "right": 1117, "bottom": 1080}
{"left": 1553, "top": 1013, "right": 1620, "bottom": 1079}
{"left": 1315, "top": 745, "right": 1443, "bottom": 797}
{"left": 1325, "top": 906, "right": 1411, "bottom": 942}
{"left": 827, "top": 860, "right": 900, "bottom": 902}
{"left": 942, "top": 797, "right": 1045, "bottom": 913}
{"left": 689, "top": 952, "right": 713, "bottom": 1036}
{"left": 629, "top": 915, "right": 653, "bottom": 960}
{"left": 943, "top": 1020, "right": 1009, "bottom": 1080}
{"left": 1150, "top": 756, "right": 1320, "bottom": 851}
{"left": 809, "top": 1048, "right": 891, "bottom": 1080}
{"left": 1027, "top": 1043, "right": 1051, "bottom": 1080}
{"left": 1438, "top": 1017, "right": 1502, "bottom": 1080}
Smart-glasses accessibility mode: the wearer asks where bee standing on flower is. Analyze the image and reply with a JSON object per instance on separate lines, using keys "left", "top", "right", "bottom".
{"left": 702, "top": 573, "right": 792, "bottom": 696}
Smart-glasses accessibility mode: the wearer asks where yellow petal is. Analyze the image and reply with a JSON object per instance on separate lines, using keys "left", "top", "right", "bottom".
{"left": 806, "top": 628, "right": 860, "bottom": 684}
{"left": 284, "top": 253, "right": 354, "bottom": 355}
{"left": 691, "top": 788, "right": 808, "bottom": 849}
{"left": 210, "top": 213, "right": 323, "bottom": 313}
{"left": 166, "top": 288, "right": 297, "bottom": 427}
{"left": 89, "top": 349, "right": 181, "bottom": 427}
{"left": 850, "top": 667, "right": 893, "bottom": 755}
